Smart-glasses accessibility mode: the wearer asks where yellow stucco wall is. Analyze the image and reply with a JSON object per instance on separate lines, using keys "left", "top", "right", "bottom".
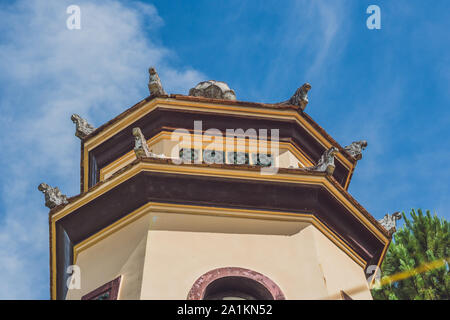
{"left": 65, "top": 214, "right": 150, "bottom": 300}
{"left": 65, "top": 212, "right": 372, "bottom": 300}
{"left": 312, "top": 226, "right": 373, "bottom": 299}
{"left": 101, "top": 135, "right": 304, "bottom": 181}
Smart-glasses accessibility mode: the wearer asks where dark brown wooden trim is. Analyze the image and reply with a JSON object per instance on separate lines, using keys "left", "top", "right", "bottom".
{"left": 54, "top": 168, "right": 385, "bottom": 299}
{"left": 87, "top": 108, "right": 353, "bottom": 189}
{"left": 80, "top": 141, "right": 85, "bottom": 194}
{"left": 82, "top": 94, "right": 354, "bottom": 164}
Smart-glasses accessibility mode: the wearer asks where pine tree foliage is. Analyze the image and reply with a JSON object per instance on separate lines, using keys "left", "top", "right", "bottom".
{"left": 372, "top": 209, "right": 449, "bottom": 300}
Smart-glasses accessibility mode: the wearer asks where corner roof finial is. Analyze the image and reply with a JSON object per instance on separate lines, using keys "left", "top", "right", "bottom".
{"left": 378, "top": 212, "right": 402, "bottom": 235}
{"left": 71, "top": 114, "right": 95, "bottom": 139}
{"left": 305, "top": 147, "right": 338, "bottom": 175}
{"left": 283, "top": 83, "right": 311, "bottom": 111}
{"left": 132, "top": 127, "right": 166, "bottom": 159}
{"left": 344, "top": 140, "right": 368, "bottom": 160}
{"left": 38, "top": 183, "right": 68, "bottom": 209}
{"left": 133, "top": 127, "right": 151, "bottom": 158}
{"left": 148, "top": 67, "right": 167, "bottom": 97}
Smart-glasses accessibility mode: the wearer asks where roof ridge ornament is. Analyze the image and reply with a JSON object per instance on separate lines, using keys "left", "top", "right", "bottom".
{"left": 71, "top": 114, "right": 95, "bottom": 139}
{"left": 305, "top": 147, "right": 338, "bottom": 175}
{"left": 189, "top": 80, "right": 236, "bottom": 100}
{"left": 148, "top": 67, "right": 167, "bottom": 97}
{"left": 132, "top": 127, "right": 166, "bottom": 159}
{"left": 282, "top": 83, "right": 311, "bottom": 111}
{"left": 378, "top": 211, "right": 402, "bottom": 235}
{"left": 344, "top": 140, "right": 368, "bottom": 160}
{"left": 38, "top": 183, "right": 68, "bottom": 209}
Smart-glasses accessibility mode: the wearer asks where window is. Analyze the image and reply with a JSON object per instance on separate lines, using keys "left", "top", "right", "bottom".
{"left": 203, "top": 276, "right": 274, "bottom": 300}
{"left": 81, "top": 276, "right": 121, "bottom": 300}
{"left": 188, "top": 267, "right": 285, "bottom": 300}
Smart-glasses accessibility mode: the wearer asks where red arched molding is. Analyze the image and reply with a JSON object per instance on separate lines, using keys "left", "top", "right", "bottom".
{"left": 187, "top": 267, "right": 285, "bottom": 300}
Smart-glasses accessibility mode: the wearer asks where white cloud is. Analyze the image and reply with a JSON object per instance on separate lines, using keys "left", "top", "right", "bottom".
{"left": 304, "top": 1, "right": 347, "bottom": 80}
{"left": 0, "top": 0, "right": 205, "bottom": 299}
{"left": 256, "top": 0, "right": 349, "bottom": 101}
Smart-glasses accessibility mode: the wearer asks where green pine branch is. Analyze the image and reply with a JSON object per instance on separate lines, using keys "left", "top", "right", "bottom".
{"left": 372, "top": 209, "right": 449, "bottom": 300}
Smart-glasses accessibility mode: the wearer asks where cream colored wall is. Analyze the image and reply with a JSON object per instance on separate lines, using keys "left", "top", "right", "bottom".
{"left": 312, "top": 227, "right": 373, "bottom": 300}
{"left": 65, "top": 214, "right": 151, "bottom": 300}
{"left": 102, "top": 137, "right": 305, "bottom": 180}
{"left": 140, "top": 227, "right": 328, "bottom": 300}
{"left": 139, "top": 225, "right": 371, "bottom": 300}
{"left": 277, "top": 150, "right": 302, "bottom": 168}
{"left": 65, "top": 211, "right": 372, "bottom": 300}
{"left": 157, "top": 137, "right": 301, "bottom": 168}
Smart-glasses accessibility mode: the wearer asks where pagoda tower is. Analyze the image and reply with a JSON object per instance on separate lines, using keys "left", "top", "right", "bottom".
{"left": 39, "top": 68, "right": 397, "bottom": 300}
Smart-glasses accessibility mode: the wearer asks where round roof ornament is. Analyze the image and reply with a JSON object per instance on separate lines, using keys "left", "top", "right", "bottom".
{"left": 188, "top": 80, "right": 236, "bottom": 100}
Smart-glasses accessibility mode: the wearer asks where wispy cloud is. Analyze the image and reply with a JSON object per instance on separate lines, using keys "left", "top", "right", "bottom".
{"left": 0, "top": 0, "right": 205, "bottom": 299}
{"left": 258, "top": 0, "right": 350, "bottom": 101}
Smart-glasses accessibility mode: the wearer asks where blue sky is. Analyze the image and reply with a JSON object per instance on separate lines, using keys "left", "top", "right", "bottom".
{"left": 0, "top": 0, "right": 448, "bottom": 299}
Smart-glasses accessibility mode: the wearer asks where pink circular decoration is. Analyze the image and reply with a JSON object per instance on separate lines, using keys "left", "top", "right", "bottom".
{"left": 187, "top": 267, "right": 285, "bottom": 300}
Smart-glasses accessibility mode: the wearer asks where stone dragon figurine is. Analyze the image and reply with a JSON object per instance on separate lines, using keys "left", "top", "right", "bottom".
{"left": 148, "top": 67, "right": 167, "bottom": 97}
{"left": 71, "top": 114, "right": 95, "bottom": 139}
{"left": 378, "top": 212, "right": 402, "bottom": 235}
{"left": 132, "top": 127, "right": 166, "bottom": 159}
{"left": 282, "top": 83, "right": 311, "bottom": 111}
{"left": 344, "top": 140, "right": 368, "bottom": 160}
{"left": 305, "top": 147, "right": 338, "bottom": 175}
{"left": 38, "top": 183, "right": 68, "bottom": 209}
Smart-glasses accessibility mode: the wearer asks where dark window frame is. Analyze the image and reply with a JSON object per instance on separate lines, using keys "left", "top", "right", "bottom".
{"left": 81, "top": 276, "right": 121, "bottom": 300}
